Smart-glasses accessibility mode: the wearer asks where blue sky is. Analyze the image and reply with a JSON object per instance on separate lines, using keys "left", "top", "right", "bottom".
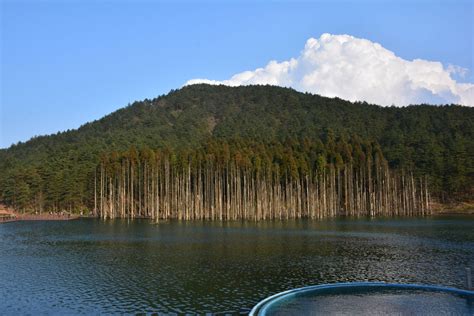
{"left": 1, "top": 0, "right": 473, "bottom": 148}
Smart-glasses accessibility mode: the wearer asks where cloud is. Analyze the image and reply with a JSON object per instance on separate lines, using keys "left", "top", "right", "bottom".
{"left": 186, "top": 33, "right": 473, "bottom": 106}
{"left": 447, "top": 64, "right": 468, "bottom": 78}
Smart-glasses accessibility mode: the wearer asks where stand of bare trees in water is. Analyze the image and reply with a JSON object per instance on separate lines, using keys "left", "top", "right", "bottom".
{"left": 95, "top": 139, "right": 431, "bottom": 220}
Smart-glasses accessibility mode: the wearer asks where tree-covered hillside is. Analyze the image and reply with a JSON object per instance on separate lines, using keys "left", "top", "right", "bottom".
{"left": 0, "top": 84, "right": 472, "bottom": 213}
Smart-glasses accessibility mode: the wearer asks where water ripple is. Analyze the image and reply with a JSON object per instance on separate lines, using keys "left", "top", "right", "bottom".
{"left": 0, "top": 217, "right": 473, "bottom": 314}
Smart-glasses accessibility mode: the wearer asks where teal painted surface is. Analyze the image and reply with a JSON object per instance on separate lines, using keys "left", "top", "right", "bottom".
{"left": 250, "top": 283, "right": 474, "bottom": 315}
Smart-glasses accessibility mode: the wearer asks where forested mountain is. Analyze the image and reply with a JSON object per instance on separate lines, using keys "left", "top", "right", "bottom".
{"left": 0, "top": 84, "right": 472, "bottom": 215}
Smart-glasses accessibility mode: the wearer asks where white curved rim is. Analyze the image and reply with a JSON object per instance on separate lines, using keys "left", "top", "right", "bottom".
{"left": 249, "top": 282, "right": 474, "bottom": 316}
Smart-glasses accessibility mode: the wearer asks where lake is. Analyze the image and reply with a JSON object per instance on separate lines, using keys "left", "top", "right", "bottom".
{"left": 1, "top": 217, "right": 473, "bottom": 314}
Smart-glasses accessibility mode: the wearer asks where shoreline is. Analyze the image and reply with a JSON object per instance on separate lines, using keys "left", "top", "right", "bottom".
{"left": 431, "top": 210, "right": 474, "bottom": 216}
{"left": 1, "top": 202, "right": 472, "bottom": 224}
{"left": 0, "top": 211, "right": 80, "bottom": 224}
{"left": 430, "top": 200, "right": 474, "bottom": 216}
{"left": 2, "top": 213, "right": 472, "bottom": 224}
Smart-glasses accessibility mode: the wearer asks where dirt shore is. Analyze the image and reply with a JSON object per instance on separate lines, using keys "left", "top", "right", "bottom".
{"left": 0, "top": 214, "right": 80, "bottom": 223}
{"left": 430, "top": 200, "right": 474, "bottom": 215}
{"left": 0, "top": 206, "right": 79, "bottom": 223}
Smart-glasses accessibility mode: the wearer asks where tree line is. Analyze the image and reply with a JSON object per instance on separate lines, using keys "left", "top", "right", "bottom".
{"left": 95, "top": 137, "right": 430, "bottom": 220}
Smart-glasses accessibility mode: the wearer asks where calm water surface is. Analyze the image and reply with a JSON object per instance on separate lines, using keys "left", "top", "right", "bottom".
{"left": 1, "top": 217, "right": 473, "bottom": 314}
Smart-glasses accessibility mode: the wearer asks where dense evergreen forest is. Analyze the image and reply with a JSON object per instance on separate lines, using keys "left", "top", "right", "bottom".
{"left": 0, "top": 84, "right": 472, "bottom": 217}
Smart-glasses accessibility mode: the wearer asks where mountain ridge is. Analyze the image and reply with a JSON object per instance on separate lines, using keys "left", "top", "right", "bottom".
{"left": 0, "top": 84, "right": 472, "bottom": 212}
{"left": 3, "top": 84, "right": 469, "bottom": 154}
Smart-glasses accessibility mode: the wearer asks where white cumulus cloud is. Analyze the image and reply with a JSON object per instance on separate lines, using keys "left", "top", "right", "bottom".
{"left": 186, "top": 33, "right": 473, "bottom": 106}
